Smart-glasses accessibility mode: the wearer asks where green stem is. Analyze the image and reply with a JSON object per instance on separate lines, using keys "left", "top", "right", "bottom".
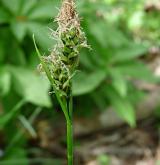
{"left": 66, "top": 90, "right": 73, "bottom": 165}
{"left": 69, "top": 86, "right": 73, "bottom": 120}
{"left": 67, "top": 119, "right": 73, "bottom": 165}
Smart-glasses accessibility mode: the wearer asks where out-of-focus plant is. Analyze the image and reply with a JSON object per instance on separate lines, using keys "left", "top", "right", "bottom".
{"left": 0, "top": 0, "right": 60, "bottom": 163}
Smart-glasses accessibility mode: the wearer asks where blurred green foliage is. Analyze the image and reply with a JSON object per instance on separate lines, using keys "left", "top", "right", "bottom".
{"left": 0, "top": 0, "right": 159, "bottom": 164}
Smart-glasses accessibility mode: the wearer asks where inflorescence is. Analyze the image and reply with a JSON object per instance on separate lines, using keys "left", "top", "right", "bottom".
{"left": 39, "top": 0, "right": 87, "bottom": 97}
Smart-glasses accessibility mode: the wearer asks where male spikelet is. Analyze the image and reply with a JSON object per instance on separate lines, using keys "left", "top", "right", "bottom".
{"left": 56, "top": 0, "right": 88, "bottom": 70}
{"left": 39, "top": 0, "right": 87, "bottom": 97}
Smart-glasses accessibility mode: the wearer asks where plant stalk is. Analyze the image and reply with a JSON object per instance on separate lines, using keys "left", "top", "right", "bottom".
{"left": 67, "top": 119, "right": 73, "bottom": 165}
{"left": 66, "top": 89, "right": 73, "bottom": 165}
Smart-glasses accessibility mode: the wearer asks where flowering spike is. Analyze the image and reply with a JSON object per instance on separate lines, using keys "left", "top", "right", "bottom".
{"left": 37, "top": 0, "right": 88, "bottom": 98}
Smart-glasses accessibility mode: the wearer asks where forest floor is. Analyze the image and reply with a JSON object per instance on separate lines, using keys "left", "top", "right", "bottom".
{"left": 31, "top": 116, "right": 160, "bottom": 165}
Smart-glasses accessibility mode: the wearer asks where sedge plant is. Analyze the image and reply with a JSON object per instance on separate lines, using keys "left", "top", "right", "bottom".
{"left": 33, "top": 0, "right": 88, "bottom": 164}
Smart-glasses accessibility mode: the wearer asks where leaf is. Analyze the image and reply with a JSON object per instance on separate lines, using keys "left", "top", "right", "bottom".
{"left": 11, "top": 22, "right": 28, "bottom": 41}
{"left": 28, "top": 1, "right": 58, "bottom": 20}
{"left": 19, "top": 115, "right": 37, "bottom": 138}
{"left": 27, "top": 22, "right": 54, "bottom": 51}
{"left": 1, "top": 0, "right": 21, "bottom": 15}
{"left": 72, "top": 69, "right": 107, "bottom": 96}
{"left": 0, "top": 100, "right": 25, "bottom": 129}
{"left": 21, "top": 0, "right": 37, "bottom": 15}
{"left": 106, "top": 85, "right": 136, "bottom": 127}
{"left": 0, "top": 67, "right": 11, "bottom": 96}
{"left": 116, "top": 60, "right": 157, "bottom": 82}
{"left": 4, "top": 147, "right": 29, "bottom": 165}
{"left": 109, "top": 69, "right": 127, "bottom": 97}
{"left": 0, "top": 7, "right": 10, "bottom": 23}
{"left": 88, "top": 20, "right": 128, "bottom": 48}
{"left": 11, "top": 67, "right": 51, "bottom": 107}
{"left": 8, "top": 43, "right": 26, "bottom": 65}
{"left": 0, "top": 40, "right": 5, "bottom": 63}
{"left": 110, "top": 43, "right": 149, "bottom": 63}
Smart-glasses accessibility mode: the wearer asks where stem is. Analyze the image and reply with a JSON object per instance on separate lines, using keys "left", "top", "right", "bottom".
{"left": 66, "top": 89, "right": 73, "bottom": 165}
{"left": 67, "top": 119, "right": 73, "bottom": 165}
{"left": 69, "top": 86, "right": 73, "bottom": 120}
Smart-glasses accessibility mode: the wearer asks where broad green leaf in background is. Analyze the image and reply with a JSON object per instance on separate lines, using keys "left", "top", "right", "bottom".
{"left": 21, "top": 0, "right": 37, "bottom": 15}
{"left": 1, "top": 0, "right": 57, "bottom": 46}
{"left": 11, "top": 67, "right": 51, "bottom": 107}
{"left": 106, "top": 85, "right": 136, "bottom": 127}
{"left": 0, "top": 7, "right": 10, "bottom": 23}
{"left": 0, "top": 67, "right": 11, "bottom": 96}
{"left": 11, "top": 21, "right": 28, "bottom": 41}
{"left": 72, "top": 69, "right": 107, "bottom": 96}
{"left": 28, "top": 1, "right": 59, "bottom": 20}
{"left": 110, "top": 43, "right": 149, "bottom": 63}
{"left": 27, "top": 22, "right": 54, "bottom": 51}
{"left": 1, "top": 0, "right": 21, "bottom": 15}
{"left": 116, "top": 60, "right": 158, "bottom": 82}
{"left": 91, "top": 87, "right": 109, "bottom": 110}
{"left": 109, "top": 68, "right": 127, "bottom": 97}
{"left": 88, "top": 20, "right": 128, "bottom": 48}
{"left": 8, "top": 43, "right": 26, "bottom": 66}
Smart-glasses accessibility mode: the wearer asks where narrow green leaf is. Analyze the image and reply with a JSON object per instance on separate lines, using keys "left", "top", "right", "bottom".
{"left": 19, "top": 115, "right": 37, "bottom": 138}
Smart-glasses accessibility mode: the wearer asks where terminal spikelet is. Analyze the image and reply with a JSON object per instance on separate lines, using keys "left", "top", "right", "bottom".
{"left": 38, "top": 0, "right": 88, "bottom": 97}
